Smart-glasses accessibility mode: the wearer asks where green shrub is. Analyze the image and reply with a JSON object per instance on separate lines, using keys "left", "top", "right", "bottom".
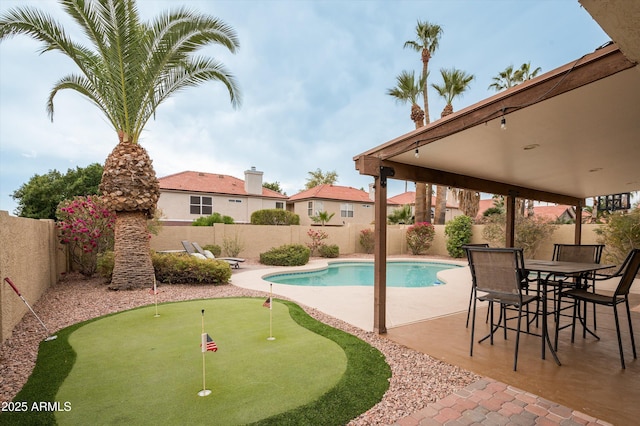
{"left": 482, "top": 213, "right": 558, "bottom": 258}
{"left": 595, "top": 209, "right": 640, "bottom": 265}
{"left": 260, "top": 244, "right": 310, "bottom": 266}
{"left": 192, "top": 212, "right": 234, "bottom": 226}
{"left": 406, "top": 222, "right": 435, "bottom": 255}
{"left": 96, "top": 250, "right": 115, "bottom": 280}
{"left": 444, "top": 215, "right": 473, "bottom": 258}
{"left": 222, "top": 233, "right": 244, "bottom": 257}
{"left": 251, "top": 209, "right": 300, "bottom": 225}
{"left": 202, "top": 244, "right": 222, "bottom": 257}
{"left": 359, "top": 228, "right": 375, "bottom": 254}
{"left": 319, "top": 244, "right": 339, "bottom": 258}
{"left": 152, "top": 252, "right": 232, "bottom": 284}
{"left": 96, "top": 251, "right": 231, "bottom": 284}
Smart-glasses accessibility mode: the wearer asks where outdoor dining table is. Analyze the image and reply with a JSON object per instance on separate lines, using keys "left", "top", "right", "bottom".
{"left": 523, "top": 259, "right": 616, "bottom": 366}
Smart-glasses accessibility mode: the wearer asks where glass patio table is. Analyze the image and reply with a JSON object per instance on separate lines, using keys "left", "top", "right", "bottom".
{"left": 524, "top": 259, "right": 616, "bottom": 366}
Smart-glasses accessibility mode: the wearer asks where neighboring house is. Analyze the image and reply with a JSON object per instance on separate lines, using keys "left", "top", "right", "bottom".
{"left": 387, "top": 191, "right": 462, "bottom": 222}
{"left": 288, "top": 184, "right": 376, "bottom": 226}
{"left": 157, "top": 167, "right": 287, "bottom": 224}
{"left": 476, "top": 200, "right": 587, "bottom": 223}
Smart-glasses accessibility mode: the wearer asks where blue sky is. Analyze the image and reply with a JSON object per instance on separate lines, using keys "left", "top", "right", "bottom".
{"left": 0, "top": 0, "right": 610, "bottom": 215}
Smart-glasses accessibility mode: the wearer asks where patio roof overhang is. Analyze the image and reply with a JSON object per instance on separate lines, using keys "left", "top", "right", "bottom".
{"left": 353, "top": 43, "right": 640, "bottom": 204}
{"left": 353, "top": 41, "right": 639, "bottom": 334}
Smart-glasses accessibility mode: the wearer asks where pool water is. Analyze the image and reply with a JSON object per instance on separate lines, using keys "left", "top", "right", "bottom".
{"left": 264, "top": 261, "right": 459, "bottom": 288}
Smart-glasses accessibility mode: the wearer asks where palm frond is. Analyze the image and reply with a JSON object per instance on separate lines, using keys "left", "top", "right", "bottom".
{"left": 47, "top": 74, "right": 116, "bottom": 126}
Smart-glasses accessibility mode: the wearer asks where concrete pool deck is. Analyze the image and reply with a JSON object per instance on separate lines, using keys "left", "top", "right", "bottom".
{"left": 230, "top": 258, "right": 470, "bottom": 332}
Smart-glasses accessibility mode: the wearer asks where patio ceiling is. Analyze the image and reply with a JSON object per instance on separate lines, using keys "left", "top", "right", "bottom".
{"left": 353, "top": 43, "right": 640, "bottom": 205}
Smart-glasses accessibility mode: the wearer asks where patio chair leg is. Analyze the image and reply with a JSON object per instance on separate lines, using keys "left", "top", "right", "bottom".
{"left": 571, "top": 299, "right": 578, "bottom": 343}
{"left": 470, "top": 297, "right": 477, "bottom": 357}
{"left": 514, "top": 305, "right": 523, "bottom": 371}
{"left": 613, "top": 303, "right": 625, "bottom": 369}
{"left": 503, "top": 305, "right": 508, "bottom": 340}
{"left": 625, "top": 299, "right": 637, "bottom": 360}
{"left": 466, "top": 288, "right": 473, "bottom": 328}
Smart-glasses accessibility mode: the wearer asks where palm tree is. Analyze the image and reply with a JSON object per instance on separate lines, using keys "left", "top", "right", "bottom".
{"left": 404, "top": 20, "right": 443, "bottom": 224}
{"left": 0, "top": 0, "right": 241, "bottom": 290}
{"left": 386, "top": 70, "right": 428, "bottom": 222}
{"left": 488, "top": 65, "right": 521, "bottom": 91}
{"left": 311, "top": 211, "right": 335, "bottom": 226}
{"left": 386, "top": 70, "right": 426, "bottom": 129}
{"left": 489, "top": 62, "right": 542, "bottom": 216}
{"left": 518, "top": 61, "right": 542, "bottom": 81}
{"left": 432, "top": 67, "right": 477, "bottom": 221}
{"left": 431, "top": 68, "right": 474, "bottom": 118}
{"left": 387, "top": 204, "right": 414, "bottom": 225}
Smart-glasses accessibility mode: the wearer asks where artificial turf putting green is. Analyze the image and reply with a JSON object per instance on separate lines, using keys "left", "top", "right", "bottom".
{"left": 2, "top": 297, "right": 390, "bottom": 426}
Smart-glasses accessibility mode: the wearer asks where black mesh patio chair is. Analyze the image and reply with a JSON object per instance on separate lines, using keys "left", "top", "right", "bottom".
{"left": 462, "top": 244, "right": 489, "bottom": 328}
{"left": 468, "top": 247, "right": 539, "bottom": 371}
{"left": 556, "top": 248, "right": 640, "bottom": 369}
{"left": 548, "top": 244, "right": 604, "bottom": 328}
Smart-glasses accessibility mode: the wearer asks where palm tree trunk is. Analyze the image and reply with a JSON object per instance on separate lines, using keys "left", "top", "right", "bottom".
{"left": 415, "top": 182, "right": 427, "bottom": 223}
{"left": 434, "top": 186, "right": 447, "bottom": 224}
{"left": 109, "top": 211, "right": 154, "bottom": 290}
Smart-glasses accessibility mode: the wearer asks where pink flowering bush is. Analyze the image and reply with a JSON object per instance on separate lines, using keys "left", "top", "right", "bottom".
{"left": 56, "top": 195, "right": 115, "bottom": 276}
{"left": 406, "top": 222, "right": 435, "bottom": 255}
{"left": 359, "top": 228, "right": 375, "bottom": 254}
{"left": 306, "top": 228, "right": 328, "bottom": 256}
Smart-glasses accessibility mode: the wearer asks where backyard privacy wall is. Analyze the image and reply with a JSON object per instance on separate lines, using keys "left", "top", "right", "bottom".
{"left": 0, "top": 211, "right": 67, "bottom": 344}
{"left": 0, "top": 212, "right": 602, "bottom": 345}
{"left": 150, "top": 223, "right": 603, "bottom": 259}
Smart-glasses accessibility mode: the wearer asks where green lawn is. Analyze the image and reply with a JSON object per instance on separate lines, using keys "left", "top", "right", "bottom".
{"left": 1, "top": 298, "right": 390, "bottom": 426}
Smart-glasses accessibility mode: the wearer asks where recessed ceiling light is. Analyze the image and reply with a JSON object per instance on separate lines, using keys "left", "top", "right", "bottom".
{"left": 588, "top": 167, "right": 603, "bottom": 173}
{"left": 523, "top": 144, "right": 539, "bottom": 150}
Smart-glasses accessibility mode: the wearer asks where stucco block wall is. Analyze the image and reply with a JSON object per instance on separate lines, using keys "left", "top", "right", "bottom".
{"left": 0, "top": 211, "right": 66, "bottom": 344}
{"left": 151, "top": 223, "right": 605, "bottom": 260}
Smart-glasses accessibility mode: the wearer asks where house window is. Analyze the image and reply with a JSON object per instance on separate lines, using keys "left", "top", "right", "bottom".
{"left": 275, "top": 202, "right": 284, "bottom": 209}
{"left": 228, "top": 199, "right": 242, "bottom": 203}
{"left": 340, "top": 203, "right": 354, "bottom": 218}
{"left": 190, "top": 196, "right": 212, "bottom": 215}
{"left": 307, "top": 201, "right": 324, "bottom": 216}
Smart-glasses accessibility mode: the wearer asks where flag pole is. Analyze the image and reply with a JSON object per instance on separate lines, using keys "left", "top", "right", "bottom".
{"left": 198, "top": 309, "right": 211, "bottom": 397}
{"left": 153, "top": 276, "right": 160, "bottom": 317}
{"left": 267, "top": 283, "right": 275, "bottom": 341}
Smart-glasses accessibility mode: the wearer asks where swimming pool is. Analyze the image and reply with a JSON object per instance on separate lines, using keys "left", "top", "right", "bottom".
{"left": 264, "top": 261, "right": 460, "bottom": 288}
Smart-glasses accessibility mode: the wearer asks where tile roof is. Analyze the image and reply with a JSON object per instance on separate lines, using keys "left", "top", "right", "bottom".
{"left": 158, "top": 171, "right": 287, "bottom": 199}
{"left": 477, "top": 200, "right": 584, "bottom": 221}
{"left": 289, "top": 184, "right": 373, "bottom": 203}
{"left": 387, "top": 191, "right": 459, "bottom": 208}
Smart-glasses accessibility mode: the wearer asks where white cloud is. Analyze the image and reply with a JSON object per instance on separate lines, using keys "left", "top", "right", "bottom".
{"left": 0, "top": 0, "right": 609, "bottom": 214}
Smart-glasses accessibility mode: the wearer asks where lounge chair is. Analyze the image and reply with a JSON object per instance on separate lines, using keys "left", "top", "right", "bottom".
{"left": 184, "top": 241, "right": 245, "bottom": 269}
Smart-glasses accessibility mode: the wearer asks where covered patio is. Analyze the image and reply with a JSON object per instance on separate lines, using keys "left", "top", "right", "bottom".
{"left": 353, "top": 1, "right": 640, "bottom": 424}
{"left": 387, "top": 294, "right": 640, "bottom": 424}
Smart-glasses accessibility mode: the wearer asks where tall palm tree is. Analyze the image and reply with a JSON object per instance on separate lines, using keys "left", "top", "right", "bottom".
{"left": 432, "top": 67, "right": 477, "bottom": 221}
{"left": 404, "top": 20, "right": 443, "bottom": 224}
{"left": 386, "top": 70, "right": 426, "bottom": 129}
{"left": 431, "top": 68, "right": 474, "bottom": 118}
{"left": 387, "top": 70, "right": 428, "bottom": 223}
{"left": 0, "top": 0, "right": 241, "bottom": 290}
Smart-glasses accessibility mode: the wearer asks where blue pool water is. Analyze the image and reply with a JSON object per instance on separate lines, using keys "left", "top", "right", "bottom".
{"left": 264, "top": 261, "right": 459, "bottom": 288}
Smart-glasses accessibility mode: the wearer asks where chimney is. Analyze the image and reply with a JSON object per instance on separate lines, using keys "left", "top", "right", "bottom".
{"left": 368, "top": 183, "right": 375, "bottom": 201}
{"left": 244, "top": 166, "right": 263, "bottom": 195}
